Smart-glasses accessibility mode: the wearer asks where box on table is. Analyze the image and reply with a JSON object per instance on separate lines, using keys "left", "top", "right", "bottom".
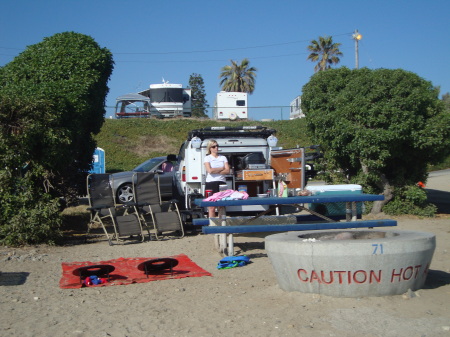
{"left": 307, "top": 184, "right": 363, "bottom": 216}
{"left": 236, "top": 169, "right": 274, "bottom": 181}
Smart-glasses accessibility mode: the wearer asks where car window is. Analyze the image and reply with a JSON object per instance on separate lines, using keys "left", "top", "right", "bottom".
{"left": 177, "top": 141, "right": 187, "bottom": 163}
{"left": 134, "top": 158, "right": 164, "bottom": 172}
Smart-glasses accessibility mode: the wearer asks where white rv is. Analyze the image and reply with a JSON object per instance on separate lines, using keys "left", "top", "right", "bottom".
{"left": 138, "top": 82, "right": 192, "bottom": 118}
{"left": 213, "top": 92, "right": 248, "bottom": 120}
{"left": 290, "top": 95, "right": 305, "bottom": 119}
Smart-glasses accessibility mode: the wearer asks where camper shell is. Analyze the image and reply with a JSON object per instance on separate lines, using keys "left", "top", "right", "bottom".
{"left": 115, "top": 93, "right": 152, "bottom": 119}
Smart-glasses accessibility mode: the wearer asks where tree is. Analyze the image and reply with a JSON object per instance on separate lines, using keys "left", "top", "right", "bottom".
{"left": 188, "top": 73, "right": 209, "bottom": 118}
{"left": 301, "top": 67, "right": 450, "bottom": 214}
{"left": 307, "top": 36, "right": 343, "bottom": 72}
{"left": 0, "top": 32, "right": 114, "bottom": 245}
{"left": 219, "top": 58, "right": 257, "bottom": 93}
{"left": 442, "top": 92, "right": 450, "bottom": 112}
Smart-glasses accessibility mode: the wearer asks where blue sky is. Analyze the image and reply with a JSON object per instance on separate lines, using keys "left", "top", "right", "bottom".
{"left": 1, "top": 0, "right": 449, "bottom": 120}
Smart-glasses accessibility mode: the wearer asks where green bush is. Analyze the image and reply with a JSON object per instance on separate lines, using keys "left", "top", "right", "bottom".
{"left": 383, "top": 185, "right": 437, "bottom": 217}
{"left": 0, "top": 176, "right": 62, "bottom": 246}
{"left": 0, "top": 32, "right": 113, "bottom": 246}
{"left": 301, "top": 67, "right": 450, "bottom": 215}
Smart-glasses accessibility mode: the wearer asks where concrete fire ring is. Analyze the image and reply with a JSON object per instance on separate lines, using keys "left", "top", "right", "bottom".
{"left": 265, "top": 229, "right": 436, "bottom": 297}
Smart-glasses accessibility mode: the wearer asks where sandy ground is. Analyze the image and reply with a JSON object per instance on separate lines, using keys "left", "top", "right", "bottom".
{"left": 0, "top": 172, "right": 449, "bottom": 337}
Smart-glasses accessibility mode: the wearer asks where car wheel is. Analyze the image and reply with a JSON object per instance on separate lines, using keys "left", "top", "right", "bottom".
{"left": 117, "top": 184, "right": 134, "bottom": 203}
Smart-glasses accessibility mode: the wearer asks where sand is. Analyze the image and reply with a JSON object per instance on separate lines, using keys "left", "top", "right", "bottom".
{"left": 0, "top": 171, "right": 449, "bottom": 337}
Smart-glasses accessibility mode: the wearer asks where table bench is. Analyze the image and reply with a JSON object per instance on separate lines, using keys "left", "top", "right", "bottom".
{"left": 192, "top": 213, "right": 351, "bottom": 227}
{"left": 195, "top": 193, "right": 392, "bottom": 256}
{"left": 202, "top": 219, "right": 397, "bottom": 234}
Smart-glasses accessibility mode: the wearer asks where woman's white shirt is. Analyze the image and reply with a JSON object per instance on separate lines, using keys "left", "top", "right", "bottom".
{"left": 204, "top": 154, "right": 228, "bottom": 182}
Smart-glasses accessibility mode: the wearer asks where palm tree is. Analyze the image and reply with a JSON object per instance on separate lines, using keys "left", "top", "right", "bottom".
{"left": 219, "top": 58, "right": 257, "bottom": 94}
{"left": 307, "top": 36, "right": 343, "bottom": 72}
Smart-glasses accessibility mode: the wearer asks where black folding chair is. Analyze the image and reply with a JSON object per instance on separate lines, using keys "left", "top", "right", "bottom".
{"left": 86, "top": 174, "right": 117, "bottom": 245}
{"left": 86, "top": 174, "right": 147, "bottom": 245}
{"left": 110, "top": 175, "right": 147, "bottom": 243}
{"left": 133, "top": 172, "right": 184, "bottom": 240}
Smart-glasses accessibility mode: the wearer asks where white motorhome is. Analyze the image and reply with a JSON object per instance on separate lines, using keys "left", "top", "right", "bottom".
{"left": 139, "top": 81, "right": 192, "bottom": 118}
{"left": 213, "top": 92, "right": 248, "bottom": 120}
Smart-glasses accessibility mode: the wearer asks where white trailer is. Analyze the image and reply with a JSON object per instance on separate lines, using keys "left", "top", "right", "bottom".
{"left": 213, "top": 92, "right": 248, "bottom": 120}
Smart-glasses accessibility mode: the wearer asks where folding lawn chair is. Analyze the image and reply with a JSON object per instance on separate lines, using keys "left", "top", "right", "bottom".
{"left": 86, "top": 174, "right": 147, "bottom": 245}
{"left": 112, "top": 212, "right": 146, "bottom": 243}
{"left": 133, "top": 172, "right": 185, "bottom": 240}
{"left": 110, "top": 175, "right": 148, "bottom": 243}
{"left": 86, "top": 174, "right": 117, "bottom": 245}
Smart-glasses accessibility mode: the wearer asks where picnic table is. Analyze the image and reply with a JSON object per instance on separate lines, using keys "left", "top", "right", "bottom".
{"left": 195, "top": 193, "right": 396, "bottom": 256}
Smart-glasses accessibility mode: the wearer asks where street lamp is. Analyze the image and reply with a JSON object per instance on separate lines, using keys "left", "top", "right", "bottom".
{"left": 352, "top": 29, "right": 363, "bottom": 69}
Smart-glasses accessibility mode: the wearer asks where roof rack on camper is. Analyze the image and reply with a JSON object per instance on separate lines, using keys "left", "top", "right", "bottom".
{"left": 188, "top": 126, "right": 276, "bottom": 140}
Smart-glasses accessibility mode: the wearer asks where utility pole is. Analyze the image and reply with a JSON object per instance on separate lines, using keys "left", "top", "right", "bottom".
{"left": 352, "top": 29, "right": 363, "bottom": 69}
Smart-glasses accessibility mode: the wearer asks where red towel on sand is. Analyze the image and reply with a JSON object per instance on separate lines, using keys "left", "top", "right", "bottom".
{"left": 59, "top": 254, "right": 211, "bottom": 289}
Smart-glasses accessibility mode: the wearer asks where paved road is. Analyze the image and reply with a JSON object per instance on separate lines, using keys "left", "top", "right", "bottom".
{"left": 428, "top": 168, "right": 450, "bottom": 178}
{"left": 425, "top": 169, "right": 450, "bottom": 214}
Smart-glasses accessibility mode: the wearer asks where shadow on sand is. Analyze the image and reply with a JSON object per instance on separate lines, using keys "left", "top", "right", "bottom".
{"left": 426, "top": 189, "right": 450, "bottom": 214}
{"left": 0, "top": 272, "right": 30, "bottom": 286}
{"left": 424, "top": 269, "right": 450, "bottom": 289}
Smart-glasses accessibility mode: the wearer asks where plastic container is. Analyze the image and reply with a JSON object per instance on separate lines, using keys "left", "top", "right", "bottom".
{"left": 238, "top": 185, "right": 247, "bottom": 193}
{"left": 267, "top": 188, "right": 277, "bottom": 197}
{"left": 308, "top": 184, "right": 362, "bottom": 195}
{"left": 307, "top": 184, "right": 363, "bottom": 216}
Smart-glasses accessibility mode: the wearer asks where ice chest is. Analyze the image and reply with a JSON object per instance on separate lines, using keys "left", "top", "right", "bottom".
{"left": 308, "top": 184, "right": 363, "bottom": 216}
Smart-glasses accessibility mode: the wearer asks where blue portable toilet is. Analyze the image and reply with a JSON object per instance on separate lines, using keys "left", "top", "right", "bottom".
{"left": 90, "top": 147, "right": 105, "bottom": 174}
